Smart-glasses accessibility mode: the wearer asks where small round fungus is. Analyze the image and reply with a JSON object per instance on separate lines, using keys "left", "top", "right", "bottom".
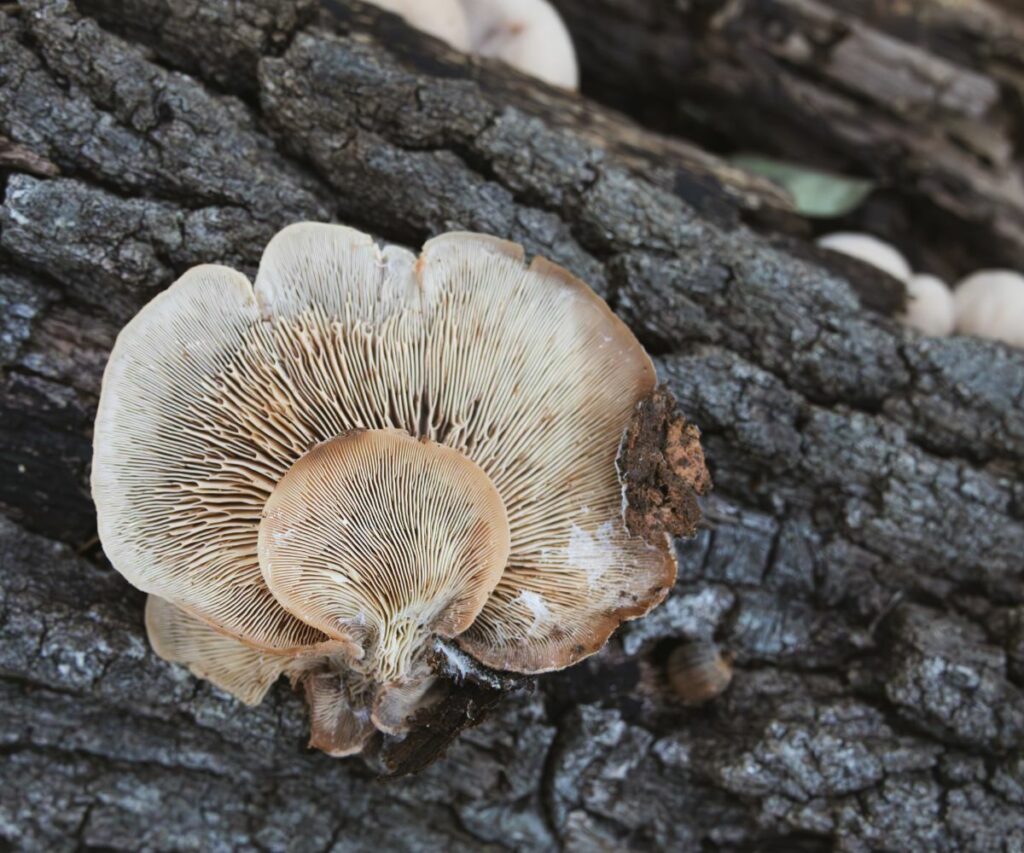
{"left": 954, "top": 269, "right": 1024, "bottom": 348}
{"left": 458, "top": 0, "right": 579, "bottom": 89}
{"left": 667, "top": 641, "right": 733, "bottom": 706}
{"left": 816, "top": 232, "right": 912, "bottom": 282}
{"left": 93, "top": 222, "right": 694, "bottom": 758}
{"left": 901, "top": 273, "right": 955, "bottom": 337}
{"left": 303, "top": 671, "right": 377, "bottom": 757}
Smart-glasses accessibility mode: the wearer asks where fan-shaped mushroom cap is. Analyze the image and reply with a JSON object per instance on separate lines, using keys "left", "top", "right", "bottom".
{"left": 304, "top": 671, "right": 377, "bottom": 757}
{"left": 366, "top": 0, "right": 471, "bottom": 51}
{"left": 258, "top": 429, "right": 510, "bottom": 685}
{"left": 901, "top": 273, "right": 955, "bottom": 337}
{"left": 817, "top": 232, "right": 912, "bottom": 282}
{"left": 954, "top": 269, "right": 1024, "bottom": 348}
{"left": 459, "top": 0, "right": 579, "bottom": 89}
{"left": 93, "top": 222, "right": 671, "bottom": 678}
{"left": 144, "top": 595, "right": 295, "bottom": 705}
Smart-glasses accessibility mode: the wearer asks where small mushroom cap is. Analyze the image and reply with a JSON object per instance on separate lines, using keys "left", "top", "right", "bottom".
{"left": 144, "top": 595, "right": 293, "bottom": 705}
{"left": 94, "top": 222, "right": 670, "bottom": 677}
{"left": 901, "top": 274, "right": 955, "bottom": 337}
{"left": 954, "top": 269, "right": 1024, "bottom": 348}
{"left": 366, "top": 0, "right": 471, "bottom": 50}
{"left": 459, "top": 0, "right": 579, "bottom": 89}
{"left": 304, "top": 671, "right": 377, "bottom": 757}
{"left": 258, "top": 429, "right": 510, "bottom": 684}
{"left": 816, "top": 232, "right": 912, "bottom": 283}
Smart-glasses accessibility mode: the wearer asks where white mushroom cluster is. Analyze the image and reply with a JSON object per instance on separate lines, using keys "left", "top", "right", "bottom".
{"left": 953, "top": 270, "right": 1024, "bottom": 349}
{"left": 92, "top": 224, "right": 685, "bottom": 757}
{"left": 817, "top": 232, "right": 1024, "bottom": 348}
{"left": 366, "top": 0, "right": 579, "bottom": 89}
{"left": 817, "top": 231, "right": 955, "bottom": 337}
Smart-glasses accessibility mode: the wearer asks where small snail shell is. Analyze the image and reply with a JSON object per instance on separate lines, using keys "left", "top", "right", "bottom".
{"left": 667, "top": 641, "right": 733, "bottom": 706}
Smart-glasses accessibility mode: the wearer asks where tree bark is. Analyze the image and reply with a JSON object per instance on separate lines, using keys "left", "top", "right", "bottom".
{"left": 2, "top": 1, "right": 1024, "bottom": 850}
{"left": 555, "top": 0, "right": 1024, "bottom": 282}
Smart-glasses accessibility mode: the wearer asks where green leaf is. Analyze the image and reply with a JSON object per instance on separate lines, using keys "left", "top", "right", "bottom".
{"left": 731, "top": 154, "right": 875, "bottom": 218}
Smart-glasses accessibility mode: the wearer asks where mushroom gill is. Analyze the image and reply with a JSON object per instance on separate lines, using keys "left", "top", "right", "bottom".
{"left": 92, "top": 222, "right": 701, "bottom": 759}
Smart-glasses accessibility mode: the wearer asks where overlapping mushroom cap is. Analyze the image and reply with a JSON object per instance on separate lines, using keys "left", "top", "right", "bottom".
{"left": 259, "top": 429, "right": 510, "bottom": 684}
{"left": 93, "top": 223, "right": 680, "bottom": 753}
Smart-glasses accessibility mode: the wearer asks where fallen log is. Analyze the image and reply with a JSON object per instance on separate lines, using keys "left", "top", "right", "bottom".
{"left": 2, "top": 1, "right": 1023, "bottom": 849}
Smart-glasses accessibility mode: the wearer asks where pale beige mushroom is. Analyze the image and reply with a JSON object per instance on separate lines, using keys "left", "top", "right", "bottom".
{"left": 303, "top": 671, "right": 377, "bottom": 757}
{"left": 954, "top": 269, "right": 1024, "bottom": 348}
{"left": 94, "top": 222, "right": 677, "bottom": 751}
{"left": 257, "top": 429, "right": 509, "bottom": 695}
{"left": 145, "top": 595, "right": 297, "bottom": 705}
{"left": 902, "top": 273, "right": 955, "bottom": 337}
{"left": 459, "top": 0, "right": 579, "bottom": 89}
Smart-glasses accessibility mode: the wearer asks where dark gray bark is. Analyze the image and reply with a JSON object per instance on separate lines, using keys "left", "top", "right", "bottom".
{"left": 2, "top": 1, "right": 1023, "bottom": 850}
{"left": 554, "top": 0, "right": 1024, "bottom": 281}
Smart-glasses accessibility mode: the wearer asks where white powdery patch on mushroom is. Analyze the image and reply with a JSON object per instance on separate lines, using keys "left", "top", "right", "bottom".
{"left": 93, "top": 222, "right": 677, "bottom": 750}
{"left": 566, "top": 520, "right": 617, "bottom": 587}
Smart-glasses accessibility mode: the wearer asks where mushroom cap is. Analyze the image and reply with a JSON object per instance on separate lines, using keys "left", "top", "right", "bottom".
{"left": 816, "top": 232, "right": 912, "bottom": 282}
{"left": 901, "top": 273, "right": 955, "bottom": 337}
{"left": 93, "top": 222, "right": 671, "bottom": 675}
{"left": 144, "top": 595, "right": 294, "bottom": 705}
{"left": 366, "top": 0, "right": 471, "bottom": 51}
{"left": 666, "top": 641, "right": 733, "bottom": 706}
{"left": 257, "top": 429, "right": 510, "bottom": 684}
{"left": 304, "top": 671, "right": 377, "bottom": 757}
{"left": 954, "top": 269, "right": 1024, "bottom": 348}
{"left": 459, "top": 0, "right": 579, "bottom": 89}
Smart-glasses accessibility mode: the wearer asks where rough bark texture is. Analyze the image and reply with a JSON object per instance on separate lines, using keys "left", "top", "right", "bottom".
{"left": 555, "top": 0, "right": 1024, "bottom": 281}
{"left": 2, "top": 1, "right": 1024, "bottom": 850}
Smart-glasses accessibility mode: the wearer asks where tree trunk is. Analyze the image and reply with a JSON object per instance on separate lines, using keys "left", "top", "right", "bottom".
{"left": 2, "top": 1, "right": 1023, "bottom": 850}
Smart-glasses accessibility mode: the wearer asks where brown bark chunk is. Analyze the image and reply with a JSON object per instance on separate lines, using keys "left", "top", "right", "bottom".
{"left": 618, "top": 385, "right": 711, "bottom": 542}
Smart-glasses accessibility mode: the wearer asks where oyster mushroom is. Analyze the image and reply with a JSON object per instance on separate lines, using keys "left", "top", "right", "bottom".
{"left": 954, "top": 269, "right": 1024, "bottom": 348}
{"left": 902, "top": 273, "right": 955, "bottom": 337}
{"left": 816, "top": 232, "right": 912, "bottom": 283}
{"left": 459, "top": 0, "right": 579, "bottom": 89}
{"left": 147, "top": 594, "right": 378, "bottom": 754}
{"left": 666, "top": 640, "right": 733, "bottom": 706}
{"left": 364, "top": 0, "right": 579, "bottom": 90}
{"left": 365, "top": 0, "right": 471, "bottom": 51}
{"left": 258, "top": 429, "right": 509, "bottom": 721}
{"left": 145, "top": 594, "right": 300, "bottom": 706}
{"left": 93, "top": 222, "right": 695, "bottom": 756}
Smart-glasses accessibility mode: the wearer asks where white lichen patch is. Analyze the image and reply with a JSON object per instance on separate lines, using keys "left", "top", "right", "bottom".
{"left": 516, "top": 589, "right": 552, "bottom": 637}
